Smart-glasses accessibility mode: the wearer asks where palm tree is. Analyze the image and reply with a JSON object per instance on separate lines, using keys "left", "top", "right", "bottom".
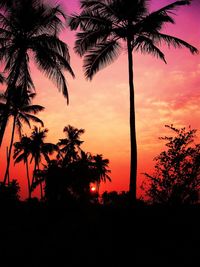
{"left": 92, "top": 154, "right": 111, "bottom": 192}
{"left": 0, "top": 0, "right": 75, "bottom": 146}
{"left": 69, "top": 0, "right": 198, "bottom": 202}
{"left": 29, "top": 126, "right": 58, "bottom": 199}
{"left": 0, "top": 87, "right": 44, "bottom": 185}
{"left": 13, "top": 135, "right": 32, "bottom": 198}
{"left": 57, "top": 125, "right": 85, "bottom": 165}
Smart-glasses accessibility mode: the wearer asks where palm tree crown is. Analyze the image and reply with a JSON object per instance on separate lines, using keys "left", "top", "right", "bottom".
{"left": 69, "top": 0, "right": 197, "bottom": 78}
{"left": 0, "top": 88, "right": 44, "bottom": 136}
{"left": 0, "top": 87, "right": 44, "bottom": 184}
{"left": 0, "top": 0, "right": 75, "bottom": 146}
{"left": 0, "top": 0, "right": 74, "bottom": 96}
{"left": 58, "top": 125, "right": 85, "bottom": 164}
{"left": 29, "top": 126, "right": 58, "bottom": 198}
{"left": 30, "top": 126, "right": 58, "bottom": 167}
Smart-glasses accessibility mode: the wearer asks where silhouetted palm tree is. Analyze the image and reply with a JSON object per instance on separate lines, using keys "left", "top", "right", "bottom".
{"left": 92, "top": 154, "right": 111, "bottom": 192}
{"left": 0, "top": 88, "right": 44, "bottom": 184}
{"left": 29, "top": 126, "right": 58, "bottom": 199}
{"left": 0, "top": 0, "right": 75, "bottom": 146}
{"left": 66, "top": 150, "right": 94, "bottom": 200}
{"left": 13, "top": 135, "right": 32, "bottom": 198}
{"left": 69, "top": 0, "right": 198, "bottom": 202}
{"left": 58, "top": 125, "right": 85, "bottom": 165}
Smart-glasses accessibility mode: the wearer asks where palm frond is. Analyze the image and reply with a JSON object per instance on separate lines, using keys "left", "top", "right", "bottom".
{"left": 23, "top": 113, "right": 44, "bottom": 127}
{"left": 152, "top": 32, "right": 198, "bottom": 54}
{"left": 0, "top": 72, "right": 5, "bottom": 83}
{"left": 0, "top": 12, "right": 14, "bottom": 32}
{"left": 83, "top": 40, "right": 121, "bottom": 79}
{"left": 138, "top": 1, "right": 191, "bottom": 33}
{"left": 137, "top": 12, "right": 175, "bottom": 33}
{"left": 69, "top": 10, "right": 112, "bottom": 31}
{"left": 30, "top": 4, "right": 66, "bottom": 37}
{"left": 17, "top": 54, "right": 35, "bottom": 90}
{"left": 21, "top": 105, "right": 45, "bottom": 114}
{"left": 80, "top": 0, "right": 119, "bottom": 20}
{"left": 152, "top": 1, "right": 191, "bottom": 15}
{"left": 74, "top": 29, "right": 111, "bottom": 56}
{"left": 34, "top": 47, "right": 71, "bottom": 103}
{"left": 134, "top": 35, "right": 166, "bottom": 63}
{"left": 17, "top": 114, "right": 31, "bottom": 129}
{"left": 30, "top": 35, "right": 71, "bottom": 61}
{"left": 14, "top": 153, "right": 26, "bottom": 164}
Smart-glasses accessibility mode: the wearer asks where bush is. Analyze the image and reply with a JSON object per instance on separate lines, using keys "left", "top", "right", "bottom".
{"left": 0, "top": 179, "right": 20, "bottom": 202}
{"left": 143, "top": 125, "right": 200, "bottom": 205}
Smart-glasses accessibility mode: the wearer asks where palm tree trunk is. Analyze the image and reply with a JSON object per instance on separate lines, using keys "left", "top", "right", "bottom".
{"left": 0, "top": 99, "right": 11, "bottom": 147}
{"left": 25, "top": 159, "right": 31, "bottom": 199}
{"left": 0, "top": 50, "right": 24, "bottom": 147}
{"left": 6, "top": 147, "right": 10, "bottom": 183}
{"left": 31, "top": 161, "right": 43, "bottom": 200}
{"left": 31, "top": 161, "right": 37, "bottom": 192}
{"left": 39, "top": 180, "right": 43, "bottom": 200}
{"left": 3, "top": 115, "right": 17, "bottom": 185}
{"left": 127, "top": 36, "right": 137, "bottom": 203}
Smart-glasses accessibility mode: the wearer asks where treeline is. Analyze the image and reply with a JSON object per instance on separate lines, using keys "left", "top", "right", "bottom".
{"left": 1, "top": 124, "right": 111, "bottom": 203}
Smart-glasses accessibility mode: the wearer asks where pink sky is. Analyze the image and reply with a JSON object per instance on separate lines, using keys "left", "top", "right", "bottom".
{"left": 0, "top": 0, "right": 200, "bottom": 199}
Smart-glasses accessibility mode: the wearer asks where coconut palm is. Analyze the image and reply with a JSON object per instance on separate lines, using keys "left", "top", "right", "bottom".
{"left": 92, "top": 154, "right": 111, "bottom": 192}
{"left": 0, "top": 0, "right": 75, "bottom": 146}
{"left": 29, "top": 126, "right": 58, "bottom": 199}
{"left": 0, "top": 87, "right": 44, "bottom": 185}
{"left": 13, "top": 135, "right": 32, "bottom": 198}
{"left": 57, "top": 125, "right": 85, "bottom": 165}
{"left": 69, "top": 0, "right": 198, "bottom": 202}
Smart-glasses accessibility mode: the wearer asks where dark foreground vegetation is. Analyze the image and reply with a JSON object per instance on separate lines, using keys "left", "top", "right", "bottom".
{"left": 0, "top": 121, "right": 199, "bottom": 267}
{"left": 0, "top": 200, "right": 199, "bottom": 267}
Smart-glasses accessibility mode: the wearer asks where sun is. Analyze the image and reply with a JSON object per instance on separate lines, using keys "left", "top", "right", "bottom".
{"left": 90, "top": 186, "right": 96, "bottom": 192}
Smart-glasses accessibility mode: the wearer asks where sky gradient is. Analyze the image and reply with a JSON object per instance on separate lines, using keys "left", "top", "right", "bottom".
{"left": 0, "top": 0, "right": 200, "bottom": 199}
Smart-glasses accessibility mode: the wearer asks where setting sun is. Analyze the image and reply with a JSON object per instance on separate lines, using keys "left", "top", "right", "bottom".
{"left": 90, "top": 186, "right": 97, "bottom": 192}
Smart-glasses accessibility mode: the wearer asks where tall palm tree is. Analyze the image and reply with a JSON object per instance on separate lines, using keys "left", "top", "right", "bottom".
{"left": 0, "top": 0, "right": 75, "bottom": 146}
{"left": 13, "top": 135, "right": 32, "bottom": 198}
{"left": 69, "top": 0, "right": 198, "bottom": 202}
{"left": 0, "top": 87, "right": 44, "bottom": 184}
{"left": 92, "top": 154, "right": 111, "bottom": 192}
{"left": 57, "top": 125, "right": 85, "bottom": 165}
{"left": 29, "top": 126, "right": 58, "bottom": 199}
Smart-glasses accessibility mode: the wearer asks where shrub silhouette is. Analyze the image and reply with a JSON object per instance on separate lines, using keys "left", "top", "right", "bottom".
{"left": 143, "top": 125, "right": 200, "bottom": 205}
{"left": 0, "top": 179, "right": 20, "bottom": 202}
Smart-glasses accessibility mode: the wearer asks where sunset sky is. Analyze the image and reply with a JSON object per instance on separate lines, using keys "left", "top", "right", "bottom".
{"left": 0, "top": 0, "right": 200, "bottom": 199}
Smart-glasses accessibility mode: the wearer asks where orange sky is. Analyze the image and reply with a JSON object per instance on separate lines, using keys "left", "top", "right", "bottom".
{"left": 0, "top": 0, "right": 200, "bottom": 199}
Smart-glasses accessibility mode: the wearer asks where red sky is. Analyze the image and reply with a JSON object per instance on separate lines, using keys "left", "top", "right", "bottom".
{"left": 0, "top": 0, "right": 200, "bottom": 199}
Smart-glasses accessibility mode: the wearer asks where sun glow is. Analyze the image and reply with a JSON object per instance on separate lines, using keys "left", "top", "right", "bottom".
{"left": 90, "top": 186, "right": 96, "bottom": 192}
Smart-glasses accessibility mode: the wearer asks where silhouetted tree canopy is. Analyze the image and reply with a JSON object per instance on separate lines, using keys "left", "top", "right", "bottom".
{"left": 31, "top": 125, "right": 111, "bottom": 203}
{"left": 143, "top": 125, "right": 200, "bottom": 205}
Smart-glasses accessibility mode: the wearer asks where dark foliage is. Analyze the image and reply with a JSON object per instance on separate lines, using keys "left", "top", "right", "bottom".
{"left": 0, "top": 179, "right": 20, "bottom": 202}
{"left": 30, "top": 125, "right": 111, "bottom": 203}
{"left": 143, "top": 125, "right": 200, "bottom": 205}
